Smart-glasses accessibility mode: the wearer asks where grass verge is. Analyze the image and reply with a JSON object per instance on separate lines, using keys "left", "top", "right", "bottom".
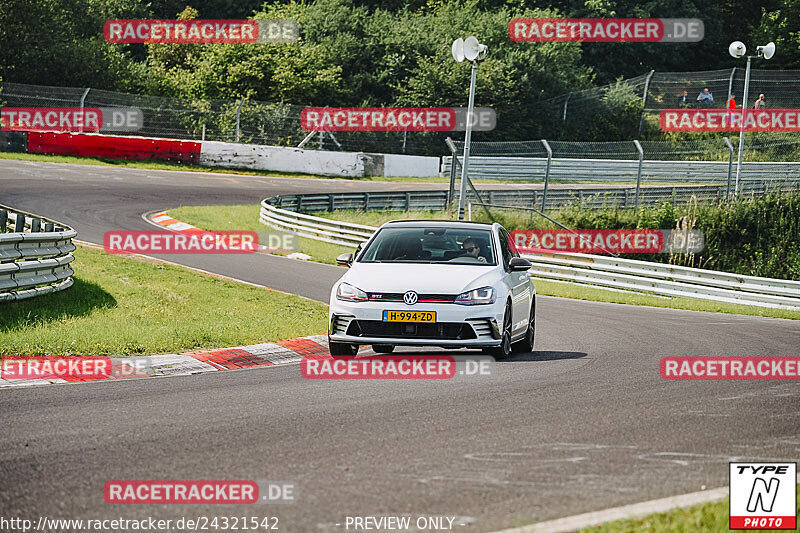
{"left": 0, "top": 244, "right": 328, "bottom": 355}
{"left": 167, "top": 205, "right": 800, "bottom": 320}
{"left": 581, "top": 484, "right": 799, "bottom": 532}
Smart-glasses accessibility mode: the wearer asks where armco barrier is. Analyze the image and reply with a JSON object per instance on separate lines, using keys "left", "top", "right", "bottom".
{"left": 27, "top": 132, "right": 201, "bottom": 164}
{"left": 259, "top": 194, "right": 800, "bottom": 310}
{"left": 441, "top": 156, "right": 800, "bottom": 182}
{"left": 0, "top": 205, "right": 76, "bottom": 302}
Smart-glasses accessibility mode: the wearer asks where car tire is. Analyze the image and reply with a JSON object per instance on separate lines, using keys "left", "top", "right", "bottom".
{"left": 372, "top": 344, "right": 395, "bottom": 354}
{"left": 328, "top": 338, "right": 358, "bottom": 358}
{"left": 512, "top": 298, "right": 535, "bottom": 353}
{"left": 485, "top": 301, "right": 512, "bottom": 360}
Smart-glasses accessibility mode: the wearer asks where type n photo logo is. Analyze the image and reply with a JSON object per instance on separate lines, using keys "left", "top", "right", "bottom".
{"left": 730, "top": 462, "right": 797, "bottom": 530}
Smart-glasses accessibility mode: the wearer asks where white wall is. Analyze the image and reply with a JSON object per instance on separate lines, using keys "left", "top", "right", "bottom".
{"left": 200, "top": 142, "right": 365, "bottom": 177}
{"left": 381, "top": 153, "right": 440, "bottom": 178}
{"left": 200, "top": 141, "right": 440, "bottom": 178}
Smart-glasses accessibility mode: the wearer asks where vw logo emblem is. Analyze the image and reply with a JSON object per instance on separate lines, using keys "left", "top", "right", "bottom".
{"left": 403, "top": 291, "right": 418, "bottom": 305}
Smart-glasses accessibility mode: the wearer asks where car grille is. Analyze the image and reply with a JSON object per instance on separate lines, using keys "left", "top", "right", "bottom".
{"left": 366, "top": 292, "right": 457, "bottom": 303}
{"left": 346, "top": 320, "right": 476, "bottom": 340}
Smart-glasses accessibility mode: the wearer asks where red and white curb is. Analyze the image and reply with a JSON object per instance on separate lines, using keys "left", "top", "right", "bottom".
{"left": 0, "top": 334, "right": 332, "bottom": 388}
{"left": 147, "top": 211, "right": 311, "bottom": 260}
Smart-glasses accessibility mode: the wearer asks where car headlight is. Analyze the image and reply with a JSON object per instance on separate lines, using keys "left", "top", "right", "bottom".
{"left": 454, "top": 286, "right": 496, "bottom": 305}
{"left": 336, "top": 282, "right": 368, "bottom": 302}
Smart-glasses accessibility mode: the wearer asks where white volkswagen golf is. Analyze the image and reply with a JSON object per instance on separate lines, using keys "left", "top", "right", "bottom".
{"left": 328, "top": 220, "right": 536, "bottom": 358}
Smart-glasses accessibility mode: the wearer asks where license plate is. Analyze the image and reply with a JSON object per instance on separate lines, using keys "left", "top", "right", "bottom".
{"left": 382, "top": 310, "right": 436, "bottom": 323}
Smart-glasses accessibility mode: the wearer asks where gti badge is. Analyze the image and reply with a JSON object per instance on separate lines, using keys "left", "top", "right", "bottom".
{"left": 403, "top": 291, "right": 418, "bottom": 305}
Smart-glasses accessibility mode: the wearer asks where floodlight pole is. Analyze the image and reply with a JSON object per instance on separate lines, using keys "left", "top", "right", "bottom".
{"left": 734, "top": 55, "right": 752, "bottom": 196}
{"left": 458, "top": 61, "right": 478, "bottom": 220}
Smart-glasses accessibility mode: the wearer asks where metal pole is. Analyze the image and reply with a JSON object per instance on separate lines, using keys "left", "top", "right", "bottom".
{"left": 735, "top": 56, "right": 752, "bottom": 195}
{"left": 562, "top": 93, "right": 571, "bottom": 121}
{"left": 637, "top": 70, "right": 655, "bottom": 136}
{"left": 727, "top": 67, "right": 737, "bottom": 101}
{"left": 445, "top": 137, "right": 457, "bottom": 209}
{"left": 79, "top": 88, "right": 90, "bottom": 110}
{"left": 402, "top": 130, "right": 407, "bottom": 153}
{"left": 723, "top": 136, "right": 734, "bottom": 198}
{"left": 457, "top": 61, "right": 478, "bottom": 220}
{"left": 235, "top": 99, "right": 245, "bottom": 142}
{"left": 633, "top": 140, "right": 644, "bottom": 209}
{"left": 541, "top": 139, "right": 552, "bottom": 211}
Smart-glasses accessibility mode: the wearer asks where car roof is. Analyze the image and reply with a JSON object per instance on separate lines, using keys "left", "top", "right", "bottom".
{"left": 382, "top": 219, "right": 498, "bottom": 231}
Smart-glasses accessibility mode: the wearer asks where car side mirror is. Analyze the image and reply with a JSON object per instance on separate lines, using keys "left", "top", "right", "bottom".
{"left": 509, "top": 257, "right": 531, "bottom": 272}
{"left": 336, "top": 253, "right": 354, "bottom": 267}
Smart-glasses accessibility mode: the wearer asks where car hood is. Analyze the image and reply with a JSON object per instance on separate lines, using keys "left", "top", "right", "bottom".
{"left": 341, "top": 263, "right": 498, "bottom": 294}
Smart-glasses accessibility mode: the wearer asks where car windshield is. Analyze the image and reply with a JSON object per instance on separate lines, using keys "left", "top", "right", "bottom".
{"left": 358, "top": 226, "right": 496, "bottom": 265}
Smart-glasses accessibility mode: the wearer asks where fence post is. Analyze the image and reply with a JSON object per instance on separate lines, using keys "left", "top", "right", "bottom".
{"left": 727, "top": 67, "right": 737, "bottom": 102}
{"left": 637, "top": 70, "right": 655, "bottom": 136}
{"left": 723, "top": 136, "right": 734, "bottom": 198}
{"left": 562, "top": 93, "right": 571, "bottom": 121}
{"left": 445, "top": 137, "right": 458, "bottom": 209}
{"left": 202, "top": 124, "right": 206, "bottom": 141}
{"left": 633, "top": 140, "right": 644, "bottom": 209}
{"left": 79, "top": 88, "right": 90, "bottom": 110}
{"left": 235, "top": 99, "right": 245, "bottom": 142}
{"left": 402, "top": 130, "right": 407, "bottom": 153}
{"left": 541, "top": 139, "right": 552, "bottom": 211}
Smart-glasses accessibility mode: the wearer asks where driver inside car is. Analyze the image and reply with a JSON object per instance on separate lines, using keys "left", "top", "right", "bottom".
{"left": 461, "top": 238, "right": 487, "bottom": 263}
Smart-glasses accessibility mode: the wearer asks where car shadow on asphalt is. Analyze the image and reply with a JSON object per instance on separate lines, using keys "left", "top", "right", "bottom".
{"left": 503, "top": 351, "right": 588, "bottom": 362}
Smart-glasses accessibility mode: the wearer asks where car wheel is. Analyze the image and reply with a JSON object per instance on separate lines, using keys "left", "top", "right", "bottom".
{"left": 372, "top": 344, "right": 395, "bottom": 354}
{"left": 328, "top": 338, "right": 358, "bottom": 358}
{"left": 512, "top": 298, "right": 535, "bottom": 353}
{"left": 486, "top": 301, "right": 512, "bottom": 360}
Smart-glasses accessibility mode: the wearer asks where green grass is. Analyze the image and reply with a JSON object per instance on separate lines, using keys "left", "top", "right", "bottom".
{"left": 169, "top": 204, "right": 354, "bottom": 265}
{"left": 580, "top": 484, "right": 800, "bottom": 532}
{"left": 0, "top": 245, "right": 329, "bottom": 356}
{"left": 167, "top": 204, "right": 800, "bottom": 320}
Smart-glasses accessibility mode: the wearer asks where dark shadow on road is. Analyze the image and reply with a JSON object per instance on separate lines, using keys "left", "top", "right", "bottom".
{"left": 504, "top": 351, "right": 588, "bottom": 362}
{"left": 0, "top": 277, "right": 117, "bottom": 332}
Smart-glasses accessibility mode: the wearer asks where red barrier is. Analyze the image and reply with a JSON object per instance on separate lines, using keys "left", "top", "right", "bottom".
{"left": 26, "top": 132, "right": 200, "bottom": 164}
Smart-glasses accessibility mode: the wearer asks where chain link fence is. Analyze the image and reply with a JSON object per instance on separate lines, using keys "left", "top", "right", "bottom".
{"left": 0, "top": 82, "right": 452, "bottom": 156}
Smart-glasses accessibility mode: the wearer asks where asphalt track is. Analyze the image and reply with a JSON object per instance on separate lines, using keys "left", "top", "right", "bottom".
{"left": 1, "top": 159, "right": 799, "bottom": 532}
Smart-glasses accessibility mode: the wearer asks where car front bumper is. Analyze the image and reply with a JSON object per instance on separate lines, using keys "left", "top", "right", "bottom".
{"left": 328, "top": 299, "right": 505, "bottom": 348}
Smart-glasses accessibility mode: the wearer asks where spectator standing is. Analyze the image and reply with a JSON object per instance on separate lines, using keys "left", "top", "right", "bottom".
{"left": 754, "top": 94, "right": 765, "bottom": 109}
{"left": 727, "top": 94, "right": 737, "bottom": 110}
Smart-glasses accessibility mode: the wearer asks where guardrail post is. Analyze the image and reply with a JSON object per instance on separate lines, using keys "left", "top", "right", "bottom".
{"left": 622, "top": 189, "right": 628, "bottom": 208}
{"left": 405, "top": 192, "right": 411, "bottom": 212}
{"left": 14, "top": 214, "right": 25, "bottom": 232}
{"left": 296, "top": 195, "right": 303, "bottom": 212}
{"left": 31, "top": 219, "right": 41, "bottom": 232}
{"left": 329, "top": 194, "right": 334, "bottom": 212}
{"left": 723, "top": 136, "right": 734, "bottom": 198}
{"left": 364, "top": 192, "right": 370, "bottom": 211}
{"left": 44, "top": 222, "right": 54, "bottom": 232}
{"left": 633, "top": 140, "right": 644, "bottom": 209}
{"left": 0, "top": 210, "right": 6, "bottom": 233}
{"left": 541, "top": 139, "right": 552, "bottom": 211}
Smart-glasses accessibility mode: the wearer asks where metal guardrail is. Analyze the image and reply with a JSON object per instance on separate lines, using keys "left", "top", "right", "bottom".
{"left": 259, "top": 195, "right": 800, "bottom": 310}
{"left": 441, "top": 156, "right": 800, "bottom": 182}
{"left": 0, "top": 205, "right": 76, "bottom": 302}
{"left": 263, "top": 182, "right": 799, "bottom": 214}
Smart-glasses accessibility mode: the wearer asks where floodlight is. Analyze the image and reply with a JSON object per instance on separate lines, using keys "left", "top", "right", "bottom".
{"left": 463, "top": 36, "right": 487, "bottom": 62}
